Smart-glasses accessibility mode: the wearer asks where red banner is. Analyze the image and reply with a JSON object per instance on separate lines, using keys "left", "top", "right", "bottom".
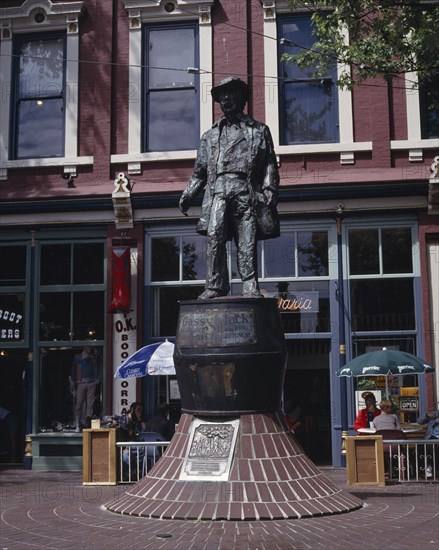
{"left": 109, "top": 247, "right": 131, "bottom": 313}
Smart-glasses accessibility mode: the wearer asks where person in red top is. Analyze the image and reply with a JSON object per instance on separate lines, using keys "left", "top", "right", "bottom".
{"left": 353, "top": 392, "right": 381, "bottom": 432}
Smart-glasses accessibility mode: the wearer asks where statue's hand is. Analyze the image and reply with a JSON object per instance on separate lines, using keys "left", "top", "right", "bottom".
{"left": 263, "top": 189, "right": 275, "bottom": 207}
{"left": 179, "top": 195, "right": 191, "bottom": 216}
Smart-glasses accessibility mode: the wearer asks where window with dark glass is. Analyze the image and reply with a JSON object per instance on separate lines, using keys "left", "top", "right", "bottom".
{"left": 348, "top": 227, "right": 415, "bottom": 331}
{"left": 0, "top": 245, "right": 27, "bottom": 286}
{"left": 39, "top": 347, "right": 103, "bottom": 431}
{"left": 183, "top": 235, "right": 207, "bottom": 281}
{"left": 419, "top": 71, "right": 439, "bottom": 139}
{"left": 39, "top": 242, "right": 105, "bottom": 341}
{"left": 297, "top": 231, "right": 328, "bottom": 276}
{"left": 151, "top": 237, "right": 180, "bottom": 281}
{"left": 381, "top": 228, "right": 413, "bottom": 274}
{"left": 149, "top": 230, "right": 330, "bottom": 337}
{"left": 264, "top": 234, "right": 296, "bottom": 278}
{"left": 350, "top": 278, "right": 415, "bottom": 331}
{"left": 348, "top": 229, "right": 379, "bottom": 275}
{"left": 12, "top": 33, "right": 66, "bottom": 159}
{"left": 152, "top": 286, "right": 204, "bottom": 337}
{"left": 348, "top": 227, "right": 413, "bottom": 276}
{"left": 143, "top": 23, "right": 199, "bottom": 152}
{"left": 278, "top": 15, "right": 339, "bottom": 144}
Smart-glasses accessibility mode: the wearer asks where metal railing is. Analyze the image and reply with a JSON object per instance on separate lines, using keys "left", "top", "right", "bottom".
{"left": 115, "top": 439, "right": 438, "bottom": 484}
{"left": 116, "top": 441, "right": 170, "bottom": 483}
{"left": 384, "top": 439, "right": 438, "bottom": 482}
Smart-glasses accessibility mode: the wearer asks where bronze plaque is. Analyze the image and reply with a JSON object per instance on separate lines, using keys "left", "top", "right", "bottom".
{"left": 177, "top": 308, "right": 256, "bottom": 348}
{"left": 180, "top": 418, "right": 240, "bottom": 481}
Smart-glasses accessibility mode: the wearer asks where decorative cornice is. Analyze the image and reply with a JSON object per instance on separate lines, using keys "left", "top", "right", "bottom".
{"left": 262, "top": 1, "right": 277, "bottom": 20}
{"left": 123, "top": 0, "right": 214, "bottom": 27}
{"left": 0, "top": 1, "right": 84, "bottom": 35}
{"left": 0, "top": 1, "right": 84, "bottom": 20}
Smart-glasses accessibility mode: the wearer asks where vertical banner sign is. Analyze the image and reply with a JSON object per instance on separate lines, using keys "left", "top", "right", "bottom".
{"left": 108, "top": 246, "right": 131, "bottom": 313}
{"left": 112, "top": 247, "right": 138, "bottom": 415}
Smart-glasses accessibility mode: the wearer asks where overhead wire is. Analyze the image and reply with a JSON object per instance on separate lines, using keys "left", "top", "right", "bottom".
{"left": 0, "top": 48, "right": 428, "bottom": 93}
{"left": 0, "top": 3, "right": 437, "bottom": 92}
{"left": 173, "top": 3, "right": 435, "bottom": 89}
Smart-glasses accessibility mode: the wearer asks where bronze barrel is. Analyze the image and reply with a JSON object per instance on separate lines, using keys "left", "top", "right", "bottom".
{"left": 173, "top": 297, "right": 287, "bottom": 415}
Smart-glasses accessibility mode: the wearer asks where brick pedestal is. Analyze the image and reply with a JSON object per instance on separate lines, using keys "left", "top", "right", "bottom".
{"left": 105, "top": 412, "right": 362, "bottom": 520}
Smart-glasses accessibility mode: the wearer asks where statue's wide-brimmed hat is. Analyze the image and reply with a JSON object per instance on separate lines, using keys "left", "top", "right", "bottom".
{"left": 211, "top": 77, "right": 250, "bottom": 102}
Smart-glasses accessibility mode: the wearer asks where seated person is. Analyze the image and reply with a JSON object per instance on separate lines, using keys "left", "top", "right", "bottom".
{"left": 417, "top": 410, "right": 439, "bottom": 478}
{"left": 372, "top": 399, "right": 402, "bottom": 431}
{"left": 145, "top": 403, "right": 175, "bottom": 441}
{"left": 353, "top": 392, "right": 381, "bottom": 432}
{"left": 105, "top": 402, "right": 147, "bottom": 480}
{"left": 417, "top": 410, "right": 439, "bottom": 440}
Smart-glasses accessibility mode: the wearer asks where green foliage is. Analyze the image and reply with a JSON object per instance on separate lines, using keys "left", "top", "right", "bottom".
{"left": 285, "top": 1, "right": 439, "bottom": 90}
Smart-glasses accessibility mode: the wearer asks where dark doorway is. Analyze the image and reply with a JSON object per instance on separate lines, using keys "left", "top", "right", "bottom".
{"left": 283, "top": 339, "right": 331, "bottom": 465}
{"left": 0, "top": 349, "right": 27, "bottom": 464}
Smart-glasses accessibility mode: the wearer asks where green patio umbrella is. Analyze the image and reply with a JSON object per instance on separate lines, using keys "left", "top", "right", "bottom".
{"left": 336, "top": 347, "right": 434, "bottom": 398}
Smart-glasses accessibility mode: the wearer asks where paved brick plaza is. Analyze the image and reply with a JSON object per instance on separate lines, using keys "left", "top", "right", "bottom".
{"left": 1, "top": 468, "right": 438, "bottom": 550}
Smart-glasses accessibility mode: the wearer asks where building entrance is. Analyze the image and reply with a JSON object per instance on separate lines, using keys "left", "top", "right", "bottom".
{"left": 283, "top": 340, "right": 331, "bottom": 465}
{"left": 0, "top": 349, "right": 27, "bottom": 464}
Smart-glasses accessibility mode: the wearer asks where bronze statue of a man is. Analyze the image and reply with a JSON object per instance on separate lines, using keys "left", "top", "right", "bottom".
{"left": 179, "top": 77, "right": 280, "bottom": 299}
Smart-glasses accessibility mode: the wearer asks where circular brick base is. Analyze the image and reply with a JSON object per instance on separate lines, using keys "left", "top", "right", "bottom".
{"left": 105, "top": 412, "right": 362, "bottom": 520}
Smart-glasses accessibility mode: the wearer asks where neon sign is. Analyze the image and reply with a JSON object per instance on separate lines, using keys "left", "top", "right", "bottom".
{"left": 277, "top": 291, "right": 319, "bottom": 313}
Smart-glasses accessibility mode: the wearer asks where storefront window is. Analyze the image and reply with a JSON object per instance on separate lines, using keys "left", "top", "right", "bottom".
{"left": 152, "top": 285, "right": 204, "bottom": 337}
{"left": 352, "top": 337, "right": 419, "bottom": 422}
{"left": 39, "top": 347, "right": 102, "bottom": 431}
{"left": 297, "top": 231, "right": 328, "bottom": 276}
{"left": 149, "top": 229, "right": 331, "bottom": 336}
{"left": 39, "top": 242, "right": 105, "bottom": 341}
{"left": 41, "top": 243, "right": 104, "bottom": 285}
{"left": 72, "top": 292, "right": 105, "bottom": 340}
{"left": 263, "top": 281, "right": 330, "bottom": 334}
{"left": 151, "top": 237, "right": 179, "bottom": 281}
{"left": 73, "top": 243, "right": 104, "bottom": 284}
{"left": 350, "top": 278, "right": 415, "bottom": 331}
{"left": 40, "top": 244, "right": 71, "bottom": 285}
{"left": 264, "top": 234, "right": 296, "bottom": 278}
{"left": 0, "top": 245, "right": 26, "bottom": 286}
{"left": 0, "top": 294, "right": 25, "bottom": 342}
{"left": 381, "top": 228, "right": 413, "bottom": 274}
{"left": 151, "top": 236, "right": 208, "bottom": 282}
{"left": 348, "top": 229, "right": 379, "bottom": 275}
{"left": 183, "top": 235, "right": 207, "bottom": 281}
{"left": 40, "top": 292, "right": 70, "bottom": 340}
{"left": 348, "top": 227, "right": 413, "bottom": 276}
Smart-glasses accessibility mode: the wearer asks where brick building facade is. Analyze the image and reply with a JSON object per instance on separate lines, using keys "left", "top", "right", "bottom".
{"left": 0, "top": 0, "right": 438, "bottom": 469}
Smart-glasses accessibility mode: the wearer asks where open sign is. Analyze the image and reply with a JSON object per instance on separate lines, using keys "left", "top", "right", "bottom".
{"left": 400, "top": 397, "right": 419, "bottom": 411}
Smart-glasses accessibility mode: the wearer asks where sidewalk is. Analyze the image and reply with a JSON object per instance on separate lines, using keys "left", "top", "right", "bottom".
{"left": 1, "top": 467, "right": 438, "bottom": 550}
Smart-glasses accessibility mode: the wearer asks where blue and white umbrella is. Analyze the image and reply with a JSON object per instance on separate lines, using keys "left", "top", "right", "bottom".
{"left": 114, "top": 339, "right": 175, "bottom": 379}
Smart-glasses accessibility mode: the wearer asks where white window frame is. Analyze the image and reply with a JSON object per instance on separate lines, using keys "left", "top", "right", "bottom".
{"left": 344, "top": 220, "right": 420, "bottom": 280}
{"left": 262, "top": 1, "right": 372, "bottom": 165}
{"left": 0, "top": 0, "right": 92, "bottom": 181}
{"left": 146, "top": 221, "right": 337, "bottom": 286}
{"left": 113, "top": 0, "right": 214, "bottom": 174}
{"left": 390, "top": 71, "right": 439, "bottom": 162}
